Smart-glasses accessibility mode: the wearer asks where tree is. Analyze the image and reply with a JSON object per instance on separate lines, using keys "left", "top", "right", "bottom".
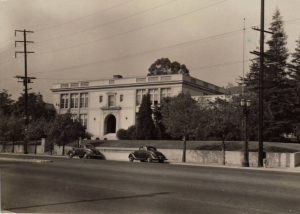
{"left": 205, "top": 97, "right": 242, "bottom": 164}
{"left": 244, "top": 9, "right": 291, "bottom": 141}
{"left": 161, "top": 93, "right": 201, "bottom": 162}
{"left": 289, "top": 38, "right": 300, "bottom": 141}
{"left": 48, "top": 113, "right": 86, "bottom": 155}
{"left": 136, "top": 94, "right": 156, "bottom": 140}
{"left": 13, "top": 92, "right": 56, "bottom": 121}
{"left": 148, "top": 58, "right": 189, "bottom": 76}
{"left": 0, "top": 90, "right": 14, "bottom": 115}
{"left": 27, "top": 118, "right": 51, "bottom": 140}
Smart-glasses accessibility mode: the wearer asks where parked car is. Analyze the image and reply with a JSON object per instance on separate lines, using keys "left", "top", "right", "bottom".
{"left": 67, "top": 144, "right": 105, "bottom": 159}
{"left": 128, "top": 146, "right": 167, "bottom": 163}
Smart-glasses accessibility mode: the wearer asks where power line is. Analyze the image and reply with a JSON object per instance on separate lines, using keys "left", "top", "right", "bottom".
{"left": 36, "top": 0, "right": 177, "bottom": 44}
{"left": 35, "top": 0, "right": 136, "bottom": 33}
{"left": 32, "top": 0, "right": 229, "bottom": 57}
{"left": 32, "top": 28, "right": 242, "bottom": 75}
{"left": 0, "top": 0, "right": 135, "bottom": 51}
{"left": 0, "top": 59, "right": 251, "bottom": 83}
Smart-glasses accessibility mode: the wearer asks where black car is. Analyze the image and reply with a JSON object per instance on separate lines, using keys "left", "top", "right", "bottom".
{"left": 67, "top": 144, "right": 105, "bottom": 159}
{"left": 128, "top": 146, "right": 167, "bottom": 163}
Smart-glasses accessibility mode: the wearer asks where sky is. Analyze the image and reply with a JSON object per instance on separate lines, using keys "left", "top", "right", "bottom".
{"left": 0, "top": 0, "right": 300, "bottom": 103}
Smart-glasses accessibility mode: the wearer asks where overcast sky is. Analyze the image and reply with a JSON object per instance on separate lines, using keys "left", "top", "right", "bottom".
{"left": 0, "top": 0, "right": 300, "bottom": 102}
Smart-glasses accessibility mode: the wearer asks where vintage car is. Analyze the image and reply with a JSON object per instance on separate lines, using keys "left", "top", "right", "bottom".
{"left": 128, "top": 146, "right": 167, "bottom": 163}
{"left": 67, "top": 144, "right": 105, "bottom": 159}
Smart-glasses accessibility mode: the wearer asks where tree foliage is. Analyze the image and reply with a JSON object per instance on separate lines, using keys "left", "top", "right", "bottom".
{"left": 161, "top": 93, "right": 201, "bottom": 140}
{"left": 0, "top": 90, "right": 14, "bottom": 115}
{"left": 13, "top": 92, "right": 56, "bottom": 121}
{"left": 289, "top": 38, "right": 300, "bottom": 140}
{"left": 205, "top": 97, "right": 242, "bottom": 141}
{"left": 48, "top": 113, "right": 86, "bottom": 155}
{"left": 148, "top": 58, "right": 189, "bottom": 76}
{"left": 244, "top": 9, "right": 293, "bottom": 141}
{"left": 136, "top": 94, "right": 156, "bottom": 140}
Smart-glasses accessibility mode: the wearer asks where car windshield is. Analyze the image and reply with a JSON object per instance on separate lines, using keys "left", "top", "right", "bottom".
{"left": 147, "top": 147, "right": 157, "bottom": 151}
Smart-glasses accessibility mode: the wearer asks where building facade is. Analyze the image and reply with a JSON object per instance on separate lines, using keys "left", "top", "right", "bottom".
{"left": 51, "top": 74, "right": 226, "bottom": 139}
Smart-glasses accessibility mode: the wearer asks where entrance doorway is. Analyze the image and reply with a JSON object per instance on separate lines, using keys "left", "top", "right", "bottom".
{"left": 104, "top": 114, "right": 116, "bottom": 134}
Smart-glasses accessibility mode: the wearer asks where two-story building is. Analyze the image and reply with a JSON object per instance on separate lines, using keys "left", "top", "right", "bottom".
{"left": 51, "top": 74, "right": 226, "bottom": 139}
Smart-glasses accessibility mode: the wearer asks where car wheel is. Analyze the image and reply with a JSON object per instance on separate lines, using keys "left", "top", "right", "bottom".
{"left": 79, "top": 155, "right": 84, "bottom": 159}
{"left": 147, "top": 157, "right": 152, "bottom": 163}
{"left": 68, "top": 152, "right": 73, "bottom": 158}
{"left": 129, "top": 156, "right": 134, "bottom": 162}
{"left": 84, "top": 153, "right": 90, "bottom": 159}
{"left": 159, "top": 160, "right": 164, "bottom": 163}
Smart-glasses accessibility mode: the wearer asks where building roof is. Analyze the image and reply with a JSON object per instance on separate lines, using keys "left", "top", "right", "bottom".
{"left": 51, "top": 74, "right": 226, "bottom": 95}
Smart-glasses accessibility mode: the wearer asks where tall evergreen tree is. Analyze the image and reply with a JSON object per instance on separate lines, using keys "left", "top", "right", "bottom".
{"left": 136, "top": 94, "right": 156, "bottom": 140}
{"left": 244, "top": 9, "right": 291, "bottom": 141}
{"left": 289, "top": 38, "right": 300, "bottom": 141}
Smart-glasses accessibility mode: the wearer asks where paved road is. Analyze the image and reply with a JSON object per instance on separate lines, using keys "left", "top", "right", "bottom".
{"left": 1, "top": 156, "right": 300, "bottom": 213}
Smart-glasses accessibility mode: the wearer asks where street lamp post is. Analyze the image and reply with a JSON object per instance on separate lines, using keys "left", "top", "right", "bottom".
{"left": 241, "top": 99, "right": 251, "bottom": 167}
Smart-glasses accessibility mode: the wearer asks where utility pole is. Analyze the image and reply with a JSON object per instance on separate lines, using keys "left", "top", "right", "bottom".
{"left": 258, "top": 0, "right": 265, "bottom": 168}
{"left": 250, "top": 0, "right": 273, "bottom": 167}
{"left": 15, "top": 29, "right": 35, "bottom": 154}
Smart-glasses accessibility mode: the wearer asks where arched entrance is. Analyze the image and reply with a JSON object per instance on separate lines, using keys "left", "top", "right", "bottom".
{"left": 104, "top": 114, "right": 116, "bottom": 134}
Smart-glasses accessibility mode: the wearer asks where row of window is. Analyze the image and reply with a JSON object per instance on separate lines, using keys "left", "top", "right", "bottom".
{"left": 60, "top": 88, "right": 172, "bottom": 109}
{"left": 71, "top": 114, "right": 88, "bottom": 128}
{"left": 136, "top": 88, "right": 172, "bottom": 105}
{"left": 60, "top": 93, "right": 88, "bottom": 109}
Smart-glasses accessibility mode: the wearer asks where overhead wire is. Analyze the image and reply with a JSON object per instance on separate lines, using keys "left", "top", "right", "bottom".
{"left": 32, "top": 0, "right": 229, "bottom": 57}
{"left": 35, "top": 0, "right": 136, "bottom": 32}
{"left": 36, "top": 0, "right": 178, "bottom": 44}
{"left": 32, "top": 28, "right": 242, "bottom": 75}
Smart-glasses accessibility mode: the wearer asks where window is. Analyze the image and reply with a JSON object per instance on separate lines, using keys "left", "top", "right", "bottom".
{"left": 60, "top": 94, "right": 69, "bottom": 108}
{"left": 79, "top": 114, "right": 87, "bottom": 128}
{"left": 80, "top": 81, "right": 89, "bottom": 87}
{"left": 61, "top": 83, "right": 69, "bottom": 88}
{"left": 136, "top": 89, "right": 146, "bottom": 105}
{"left": 120, "top": 94, "right": 123, "bottom": 102}
{"left": 149, "top": 88, "right": 158, "bottom": 104}
{"left": 80, "top": 93, "right": 88, "bottom": 108}
{"left": 148, "top": 76, "right": 158, "bottom": 82}
{"left": 108, "top": 95, "right": 116, "bottom": 107}
{"left": 99, "top": 95, "right": 103, "bottom": 103}
{"left": 70, "top": 93, "right": 79, "bottom": 108}
{"left": 70, "top": 82, "right": 79, "bottom": 88}
{"left": 71, "top": 114, "right": 78, "bottom": 122}
{"left": 161, "top": 88, "right": 172, "bottom": 101}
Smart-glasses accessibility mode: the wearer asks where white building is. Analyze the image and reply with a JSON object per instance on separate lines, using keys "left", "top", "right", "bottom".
{"left": 51, "top": 74, "right": 226, "bottom": 139}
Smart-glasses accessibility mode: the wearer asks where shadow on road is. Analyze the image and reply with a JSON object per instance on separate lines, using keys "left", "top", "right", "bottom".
{"left": 7, "top": 192, "right": 172, "bottom": 211}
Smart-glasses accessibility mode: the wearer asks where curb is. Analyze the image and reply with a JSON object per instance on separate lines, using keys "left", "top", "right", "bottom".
{"left": 0, "top": 157, "right": 53, "bottom": 163}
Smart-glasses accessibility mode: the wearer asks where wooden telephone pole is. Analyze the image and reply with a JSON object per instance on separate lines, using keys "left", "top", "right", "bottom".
{"left": 15, "top": 29, "right": 35, "bottom": 154}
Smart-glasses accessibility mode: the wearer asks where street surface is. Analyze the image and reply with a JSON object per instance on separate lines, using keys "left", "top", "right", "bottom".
{"left": 1, "top": 155, "right": 300, "bottom": 213}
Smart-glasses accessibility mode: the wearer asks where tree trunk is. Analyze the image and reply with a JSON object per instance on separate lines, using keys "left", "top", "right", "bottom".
{"left": 221, "top": 139, "right": 225, "bottom": 165}
{"left": 11, "top": 141, "right": 14, "bottom": 153}
{"left": 50, "top": 142, "right": 53, "bottom": 155}
{"left": 62, "top": 145, "right": 65, "bottom": 156}
{"left": 34, "top": 141, "right": 37, "bottom": 154}
{"left": 182, "top": 136, "right": 186, "bottom": 163}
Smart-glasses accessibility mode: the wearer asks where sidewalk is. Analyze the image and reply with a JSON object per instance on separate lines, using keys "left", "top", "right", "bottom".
{"left": 171, "top": 162, "right": 300, "bottom": 174}
{"left": 1, "top": 152, "right": 300, "bottom": 174}
{"left": 0, "top": 152, "right": 66, "bottom": 163}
